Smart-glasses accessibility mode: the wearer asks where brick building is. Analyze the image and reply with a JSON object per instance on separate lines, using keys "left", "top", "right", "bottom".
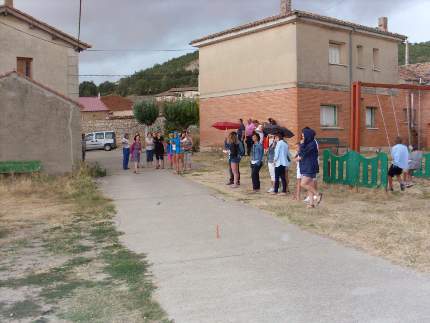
{"left": 191, "top": 1, "right": 430, "bottom": 150}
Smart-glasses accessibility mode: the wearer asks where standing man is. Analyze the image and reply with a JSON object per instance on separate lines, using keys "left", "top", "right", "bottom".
{"left": 388, "top": 137, "right": 409, "bottom": 191}
{"left": 122, "top": 133, "right": 130, "bottom": 170}
{"left": 245, "top": 118, "right": 256, "bottom": 156}
{"left": 237, "top": 119, "right": 246, "bottom": 142}
{"left": 272, "top": 133, "right": 290, "bottom": 195}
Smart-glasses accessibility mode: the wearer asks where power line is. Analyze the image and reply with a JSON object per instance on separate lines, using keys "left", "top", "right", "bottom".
{"left": 87, "top": 49, "right": 194, "bottom": 53}
{"left": 78, "top": 74, "right": 130, "bottom": 77}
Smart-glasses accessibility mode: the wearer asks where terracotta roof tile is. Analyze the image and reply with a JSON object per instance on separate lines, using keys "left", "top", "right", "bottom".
{"left": 78, "top": 97, "right": 109, "bottom": 112}
{"left": 399, "top": 63, "right": 430, "bottom": 82}
{"left": 100, "top": 95, "right": 134, "bottom": 111}
{"left": 0, "top": 71, "right": 82, "bottom": 109}
{"left": 191, "top": 10, "right": 406, "bottom": 45}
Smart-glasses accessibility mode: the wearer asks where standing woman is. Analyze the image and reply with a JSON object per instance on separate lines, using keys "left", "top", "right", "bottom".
{"left": 130, "top": 134, "right": 142, "bottom": 174}
{"left": 250, "top": 132, "right": 264, "bottom": 192}
{"left": 226, "top": 132, "right": 241, "bottom": 188}
{"left": 266, "top": 134, "right": 276, "bottom": 193}
{"left": 182, "top": 131, "right": 193, "bottom": 171}
{"left": 145, "top": 132, "right": 154, "bottom": 168}
{"left": 297, "top": 128, "right": 322, "bottom": 208}
{"left": 153, "top": 132, "right": 165, "bottom": 169}
{"left": 121, "top": 133, "right": 130, "bottom": 170}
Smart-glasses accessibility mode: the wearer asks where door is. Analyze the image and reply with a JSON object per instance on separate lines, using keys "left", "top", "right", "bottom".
{"left": 94, "top": 132, "right": 105, "bottom": 149}
{"left": 85, "top": 133, "right": 96, "bottom": 150}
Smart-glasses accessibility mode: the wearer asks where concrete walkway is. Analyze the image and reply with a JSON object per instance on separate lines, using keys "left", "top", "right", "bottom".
{"left": 94, "top": 152, "right": 430, "bottom": 323}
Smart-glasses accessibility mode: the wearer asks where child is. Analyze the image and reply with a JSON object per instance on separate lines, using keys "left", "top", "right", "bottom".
{"left": 388, "top": 137, "right": 409, "bottom": 191}
{"left": 404, "top": 146, "right": 423, "bottom": 188}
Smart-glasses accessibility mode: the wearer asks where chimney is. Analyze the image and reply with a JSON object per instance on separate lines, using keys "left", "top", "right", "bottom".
{"left": 378, "top": 17, "right": 388, "bottom": 32}
{"left": 280, "top": 0, "right": 292, "bottom": 15}
{"left": 4, "top": 0, "right": 13, "bottom": 7}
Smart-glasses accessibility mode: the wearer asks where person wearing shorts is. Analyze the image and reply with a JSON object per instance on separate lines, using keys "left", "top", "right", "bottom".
{"left": 388, "top": 137, "right": 409, "bottom": 191}
{"left": 297, "top": 128, "right": 322, "bottom": 208}
{"left": 167, "top": 133, "right": 174, "bottom": 169}
{"left": 172, "top": 132, "right": 183, "bottom": 174}
{"left": 153, "top": 132, "right": 165, "bottom": 169}
{"left": 181, "top": 131, "right": 193, "bottom": 171}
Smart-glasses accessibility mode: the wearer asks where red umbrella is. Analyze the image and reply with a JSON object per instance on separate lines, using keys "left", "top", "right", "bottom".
{"left": 212, "top": 121, "right": 241, "bottom": 131}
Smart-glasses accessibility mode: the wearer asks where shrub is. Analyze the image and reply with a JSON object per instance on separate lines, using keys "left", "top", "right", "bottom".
{"left": 163, "top": 100, "right": 199, "bottom": 133}
{"left": 133, "top": 101, "right": 159, "bottom": 127}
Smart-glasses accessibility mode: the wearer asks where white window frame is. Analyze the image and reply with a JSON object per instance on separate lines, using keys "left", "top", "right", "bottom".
{"left": 320, "top": 105, "right": 338, "bottom": 128}
{"left": 366, "top": 107, "right": 377, "bottom": 128}
{"left": 329, "top": 43, "right": 341, "bottom": 65}
{"left": 372, "top": 48, "right": 380, "bottom": 70}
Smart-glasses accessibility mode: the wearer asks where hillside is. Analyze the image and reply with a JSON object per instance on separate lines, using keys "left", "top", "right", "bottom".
{"left": 116, "top": 51, "right": 199, "bottom": 96}
{"left": 399, "top": 41, "right": 430, "bottom": 65}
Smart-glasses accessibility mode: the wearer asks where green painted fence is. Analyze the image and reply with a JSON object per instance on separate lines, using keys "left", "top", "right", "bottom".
{"left": 323, "top": 150, "right": 388, "bottom": 189}
{"left": 412, "top": 153, "right": 430, "bottom": 179}
{"left": 0, "top": 161, "right": 42, "bottom": 174}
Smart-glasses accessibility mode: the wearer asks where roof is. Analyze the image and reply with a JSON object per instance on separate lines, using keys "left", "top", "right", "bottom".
{"left": 399, "top": 63, "right": 430, "bottom": 83}
{"left": 100, "top": 95, "right": 134, "bottom": 111}
{"left": 155, "top": 87, "right": 199, "bottom": 97}
{"left": 0, "top": 71, "right": 83, "bottom": 108}
{"left": 190, "top": 10, "right": 407, "bottom": 46}
{"left": 78, "top": 97, "right": 109, "bottom": 112}
{"left": 0, "top": 5, "right": 91, "bottom": 50}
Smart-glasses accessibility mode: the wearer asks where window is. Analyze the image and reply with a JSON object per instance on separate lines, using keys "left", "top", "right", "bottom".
{"left": 357, "top": 45, "right": 364, "bottom": 67}
{"left": 17, "top": 57, "right": 33, "bottom": 78}
{"left": 85, "top": 134, "right": 93, "bottom": 141}
{"left": 366, "top": 107, "right": 377, "bottom": 128}
{"left": 95, "top": 133, "right": 105, "bottom": 140}
{"left": 372, "top": 48, "right": 380, "bottom": 70}
{"left": 320, "top": 105, "right": 338, "bottom": 127}
{"left": 329, "top": 43, "right": 341, "bottom": 65}
{"left": 105, "top": 132, "right": 114, "bottom": 139}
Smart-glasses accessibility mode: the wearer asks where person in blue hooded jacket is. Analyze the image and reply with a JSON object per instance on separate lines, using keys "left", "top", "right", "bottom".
{"left": 297, "top": 128, "right": 322, "bottom": 207}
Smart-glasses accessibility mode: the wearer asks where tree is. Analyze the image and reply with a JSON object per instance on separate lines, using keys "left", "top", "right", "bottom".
{"left": 164, "top": 100, "right": 199, "bottom": 133}
{"left": 79, "top": 81, "right": 98, "bottom": 97}
{"left": 98, "top": 81, "right": 117, "bottom": 96}
{"left": 133, "top": 101, "right": 159, "bottom": 127}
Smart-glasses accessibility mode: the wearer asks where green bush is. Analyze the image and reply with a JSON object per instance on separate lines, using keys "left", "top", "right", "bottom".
{"left": 133, "top": 101, "right": 159, "bottom": 127}
{"left": 163, "top": 100, "right": 199, "bottom": 133}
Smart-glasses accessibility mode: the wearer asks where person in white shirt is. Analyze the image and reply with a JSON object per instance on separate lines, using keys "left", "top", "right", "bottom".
{"left": 388, "top": 137, "right": 409, "bottom": 191}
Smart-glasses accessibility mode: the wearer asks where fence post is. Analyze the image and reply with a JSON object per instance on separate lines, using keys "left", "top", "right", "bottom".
{"left": 323, "top": 149, "right": 331, "bottom": 183}
{"left": 379, "top": 152, "right": 388, "bottom": 189}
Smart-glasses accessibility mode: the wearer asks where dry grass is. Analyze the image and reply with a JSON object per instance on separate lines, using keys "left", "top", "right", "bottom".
{"left": 186, "top": 152, "right": 430, "bottom": 272}
{"left": 0, "top": 171, "right": 170, "bottom": 323}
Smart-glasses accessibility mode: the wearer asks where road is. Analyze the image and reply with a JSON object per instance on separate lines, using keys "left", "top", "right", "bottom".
{"left": 90, "top": 150, "right": 430, "bottom": 323}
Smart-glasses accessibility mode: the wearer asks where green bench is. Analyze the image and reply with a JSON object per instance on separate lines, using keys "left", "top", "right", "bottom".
{"left": 0, "top": 161, "right": 42, "bottom": 174}
{"left": 317, "top": 138, "right": 347, "bottom": 154}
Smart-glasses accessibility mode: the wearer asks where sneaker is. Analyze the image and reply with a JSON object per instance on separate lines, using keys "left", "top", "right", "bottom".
{"left": 315, "top": 193, "right": 323, "bottom": 205}
{"left": 400, "top": 184, "right": 405, "bottom": 191}
{"left": 226, "top": 182, "right": 233, "bottom": 186}
{"left": 267, "top": 188, "right": 274, "bottom": 193}
{"left": 406, "top": 183, "right": 414, "bottom": 188}
{"left": 304, "top": 196, "right": 311, "bottom": 203}
{"left": 231, "top": 185, "right": 239, "bottom": 189}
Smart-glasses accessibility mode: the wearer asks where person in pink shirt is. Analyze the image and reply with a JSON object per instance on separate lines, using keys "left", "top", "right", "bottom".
{"left": 245, "top": 118, "right": 256, "bottom": 156}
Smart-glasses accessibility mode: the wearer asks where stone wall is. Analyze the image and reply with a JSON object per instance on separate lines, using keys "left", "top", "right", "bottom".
{"left": 81, "top": 116, "right": 165, "bottom": 143}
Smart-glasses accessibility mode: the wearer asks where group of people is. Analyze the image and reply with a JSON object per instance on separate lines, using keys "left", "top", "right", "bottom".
{"left": 121, "top": 130, "right": 193, "bottom": 174}
{"left": 388, "top": 137, "right": 423, "bottom": 191}
{"left": 225, "top": 118, "right": 323, "bottom": 208}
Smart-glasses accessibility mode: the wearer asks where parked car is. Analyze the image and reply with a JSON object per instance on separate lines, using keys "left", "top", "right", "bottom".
{"left": 85, "top": 131, "right": 117, "bottom": 151}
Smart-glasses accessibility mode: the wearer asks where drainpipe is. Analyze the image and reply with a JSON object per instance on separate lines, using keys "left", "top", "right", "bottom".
{"left": 349, "top": 28, "right": 354, "bottom": 148}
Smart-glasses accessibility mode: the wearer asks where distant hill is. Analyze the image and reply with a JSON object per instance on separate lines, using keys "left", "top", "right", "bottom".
{"left": 116, "top": 51, "right": 199, "bottom": 97}
{"left": 399, "top": 41, "right": 430, "bottom": 65}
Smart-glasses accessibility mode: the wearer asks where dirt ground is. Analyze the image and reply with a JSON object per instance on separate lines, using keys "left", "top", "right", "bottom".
{"left": 0, "top": 167, "right": 170, "bottom": 323}
{"left": 185, "top": 152, "right": 430, "bottom": 273}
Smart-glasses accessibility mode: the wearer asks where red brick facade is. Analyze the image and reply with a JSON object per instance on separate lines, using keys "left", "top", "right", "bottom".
{"left": 200, "top": 87, "right": 430, "bottom": 149}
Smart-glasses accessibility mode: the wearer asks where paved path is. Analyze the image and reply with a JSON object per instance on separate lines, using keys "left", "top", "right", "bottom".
{"left": 94, "top": 151, "right": 430, "bottom": 323}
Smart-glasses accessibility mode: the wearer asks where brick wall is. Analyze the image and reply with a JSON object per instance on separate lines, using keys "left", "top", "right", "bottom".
{"left": 200, "top": 88, "right": 298, "bottom": 148}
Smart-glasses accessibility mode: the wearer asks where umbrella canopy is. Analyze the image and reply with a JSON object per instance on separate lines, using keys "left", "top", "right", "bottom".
{"left": 263, "top": 124, "right": 294, "bottom": 138}
{"left": 212, "top": 121, "right": 241, "bottom": 131}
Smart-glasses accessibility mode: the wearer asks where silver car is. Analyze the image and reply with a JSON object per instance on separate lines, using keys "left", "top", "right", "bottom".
{"left": 85, "top": 131, "right": 117, "bottom": 151}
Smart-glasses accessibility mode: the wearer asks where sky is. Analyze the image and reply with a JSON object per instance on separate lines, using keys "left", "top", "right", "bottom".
{"left": 8, "top": 0, "right": 430, "bottom": 84}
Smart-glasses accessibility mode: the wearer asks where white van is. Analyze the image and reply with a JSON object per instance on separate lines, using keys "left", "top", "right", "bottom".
{"left": 85, "top": 131, "right": 117, "bottom": 151}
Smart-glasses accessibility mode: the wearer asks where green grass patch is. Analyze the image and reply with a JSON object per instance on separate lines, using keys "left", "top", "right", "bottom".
{"left": 0, "top": 229, "right": 9, "bottom": 239}
{"left": 4, "top": 300, "right": 42, "bottom": 320}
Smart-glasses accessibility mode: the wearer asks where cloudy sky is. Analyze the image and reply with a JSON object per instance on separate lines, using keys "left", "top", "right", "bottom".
{"left": 9, "top": 0, "right": 430, "bottom": 84}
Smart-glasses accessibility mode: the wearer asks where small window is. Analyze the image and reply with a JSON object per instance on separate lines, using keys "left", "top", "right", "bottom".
{"left": 329, "top": 43, "right": 341, "bottom": 65}
{"left": 105, "top": 132, "right": 114, "bottom": 139}
{"left": 17, "top": 57, "right": 33, "bottom": 78}
{"left": 357, "top": 45, "right": 364, "bottom": 67}
{"left": 95, "top": 133, "right": 105, "bottom": 140}
{"left": 320, "top": 105, "right": 338, "bottom": 127}
{"left": 85, "top": 134, "right": 93, "bottom": 141}
{"left": 366, "top": 107, "right": 377, "bottom": 128}
{"left": 372, "top": 48, "right": 380, "bottom": 70}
